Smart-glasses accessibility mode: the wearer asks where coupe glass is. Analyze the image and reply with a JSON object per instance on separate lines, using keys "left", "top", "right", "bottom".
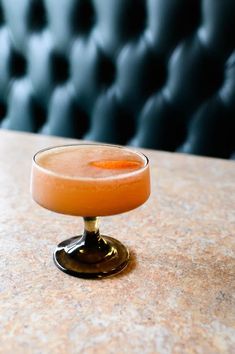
{"left": 31, "top": 144, "right": 150, "bottom": 279}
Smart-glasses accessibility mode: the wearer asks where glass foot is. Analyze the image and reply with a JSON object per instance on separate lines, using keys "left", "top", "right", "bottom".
{"left": 53, "top": 235, "right": 129, "bottom": 279}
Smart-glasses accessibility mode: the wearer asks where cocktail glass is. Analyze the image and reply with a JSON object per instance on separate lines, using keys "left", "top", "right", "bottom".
{"left": 31, "top": 144, "right": 150, "bottom": 279}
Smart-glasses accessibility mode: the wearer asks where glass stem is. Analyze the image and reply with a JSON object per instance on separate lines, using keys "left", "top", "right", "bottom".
{"left": 83, "top": 217, "right": 101, "bottom": 247}
{"left": 66, "top": 217, "right": 100, "bottom": 254}
{"left": 84, "top": 217, "right": 100, "bottom": 233}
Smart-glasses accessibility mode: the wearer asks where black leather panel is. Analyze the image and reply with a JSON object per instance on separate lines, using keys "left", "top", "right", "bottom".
{"left": 199, "top": 0, "right": 235, "bottom": 59}
{"left": 179, "top": 96, "right": 235, "bottom": 157}
{"left": 165, "top": 34, "right": 223, "bottom": 113}
{"left": 0, "top": 0, "right": 234, "bottom": 158}
{"left": 85, "top": 88, "right": 135, "bottom": 145}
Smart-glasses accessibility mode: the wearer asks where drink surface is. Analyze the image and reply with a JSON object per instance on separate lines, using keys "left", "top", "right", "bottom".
{"left": 36, "top": 145, "right": 145, "bottom": 179}
{"left": 31, "top": 144, "right": 150, "bottom": 217}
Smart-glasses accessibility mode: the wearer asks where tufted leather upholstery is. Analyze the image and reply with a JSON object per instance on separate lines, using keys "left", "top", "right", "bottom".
{"left": 0, "top": 0, "right": 234, "bottom": 159}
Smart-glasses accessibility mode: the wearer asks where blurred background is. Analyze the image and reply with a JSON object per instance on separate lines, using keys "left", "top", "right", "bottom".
{"left": 0, "top": 0, "right": 234, "bottom": 159}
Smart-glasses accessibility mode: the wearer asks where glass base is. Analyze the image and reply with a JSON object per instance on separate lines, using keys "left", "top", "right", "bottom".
{"left": 53, "top": 235, "right": 129, "bottom": 279}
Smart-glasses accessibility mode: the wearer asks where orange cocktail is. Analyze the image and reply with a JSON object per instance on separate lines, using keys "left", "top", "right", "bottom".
{"left": 31, "top": 144, "right": 150, "bottom": 279}
{"left": 31, "top": 144, "right": 150, "bottom": 216}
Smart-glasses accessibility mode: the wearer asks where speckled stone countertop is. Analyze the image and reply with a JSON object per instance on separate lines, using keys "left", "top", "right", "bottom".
{"left": 0, "top": 130, "right": 235, "bottom": 354}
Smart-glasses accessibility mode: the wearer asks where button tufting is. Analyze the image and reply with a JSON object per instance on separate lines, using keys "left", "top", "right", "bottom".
{"left": 116, "top": 38, "right": 166, "bottom": 114}
{"left": 123, "top": 0, "right": 147, "bottom": 39}
{"left": 51, "top": 52, "right": 69, "bottom": 84}
{"left": 0, "top": 102, "right": 6, "bottom": 121}
{"left": 31, "top": 99, "right": 47, "bottom": 132}
{"left": 85, "top": 88, "right": 135, "bottom": 145}
{"left": 0, "top": 0, "right": 235, "bottom": 158}
{"left": 165, "top": 34, "right": 224, "bottom": 114}
{"left": 99, "top": 53, "right": 116, "bottom": 87}
{"left": 0, "top": 2, "right": 4, "bottom": 25}
{"left": 147, "top": 0, "right": 200, "bottom": 56}
{"left": 26, "top": 0, "right": 47, "bottom": 32}
{"left": 70, "top": 36, "right": 110, "bottom": 113}
{"left": 130, "top": 93, "right": 187, "bottom": 151}
{"left": 47, "top": 84, "right": 90, "bottom": 138}
{"left": 71, "top": 0, "right": 95, "bottom": 34}
{"left": 9, "top": 48, "right": 27, "bottom": 78}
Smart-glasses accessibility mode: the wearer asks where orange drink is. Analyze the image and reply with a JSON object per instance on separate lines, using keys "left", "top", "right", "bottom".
{"left": 31, "top": 144, "right": 150, "bottom": 217}
{"left": 31, "top": 144, "right": 150, "bottom": 279}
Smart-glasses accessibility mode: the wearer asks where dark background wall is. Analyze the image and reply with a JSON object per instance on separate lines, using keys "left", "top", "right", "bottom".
{"left": 0, "top": 0, "right": 234, "bottom": 158}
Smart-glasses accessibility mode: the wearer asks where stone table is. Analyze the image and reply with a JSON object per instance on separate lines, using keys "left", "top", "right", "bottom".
{"left": 0, "top": 130, "right": 234, "bottom": 354}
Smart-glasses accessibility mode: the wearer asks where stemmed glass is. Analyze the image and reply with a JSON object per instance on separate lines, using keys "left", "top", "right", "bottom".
{"left": 31, "top": 144, "right": 150, "bottom": 279}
